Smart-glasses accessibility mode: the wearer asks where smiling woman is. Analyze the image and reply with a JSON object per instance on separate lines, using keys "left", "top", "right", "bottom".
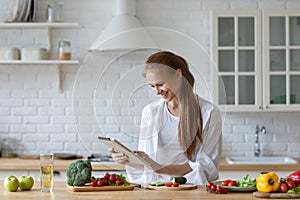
{"left": 110, "top": 51, "right": 223, "bottom": 185}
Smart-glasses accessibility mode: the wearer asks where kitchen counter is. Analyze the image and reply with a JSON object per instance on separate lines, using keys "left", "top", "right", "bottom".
{"left": 0, "top": 181, "right": 262, "bottom": 200}
{"left": 0, "top": 157, "right": 299, "bottom": 171}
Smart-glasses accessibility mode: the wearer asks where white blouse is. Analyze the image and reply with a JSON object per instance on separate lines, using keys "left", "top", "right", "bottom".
{"left": 126, "top": 95, "right": 222, "bottom": 185}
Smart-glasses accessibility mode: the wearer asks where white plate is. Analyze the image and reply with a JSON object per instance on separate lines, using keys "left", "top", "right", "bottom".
{"left": 213, "top": 180, "right": 257, "bottom": 192}
{"left": 24, "top": 0, "right": 31, "bottom": 22}
{"left": 31, "top": 0, "right": 36, "bottom": 22}
{"left": 12, "top": 0, "right": 20, "bottom": 22}
{"left": 17, "top": 0, "right": 26, "bottom": 22}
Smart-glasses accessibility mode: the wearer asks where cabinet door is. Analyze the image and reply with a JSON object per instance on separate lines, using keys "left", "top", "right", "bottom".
{"left": 263, "top": 10, "right": 300, "bottom": 111}
{"left": 212, "top": 11, "right": 262, "bottom": 112}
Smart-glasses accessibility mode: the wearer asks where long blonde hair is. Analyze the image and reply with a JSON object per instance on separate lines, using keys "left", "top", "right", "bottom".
{"left": 143, "top": 51, "right": 202, "bottom": 160}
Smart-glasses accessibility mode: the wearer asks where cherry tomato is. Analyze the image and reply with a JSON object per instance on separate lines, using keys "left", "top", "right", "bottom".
{"left": 90, "top": 181, "right": 97, "bottom": 187}
{"left": 173, "top": 182, "right": 180, "bottom": 187}
{"left": 222, "top": 187, "right": 229, "bottom": 194}
{"left": 217, "top": 185, "right": 223, "bottom": 193}
{"left": 280, "top": 182, "right": 289, "bottom": 193}
{"left": 104, "top": 173, "right": 110, "bottom": 180}
{"left": 97, "top": 180, "right": 103, "bottom": 187}
{"left": 101, "top": 178, "right": 109, "bottom": 186}
{"left": 228, "top": 180, "right": 237, "bottom": 186}
{"left": 109, "top": 175, "right": 116, "bottom": 182}
{"left": 210, "top": 184, "right": 217, "bottom": 191}
{"left": 207, "top": 182, "right": 214, "bottom": 187}
{"left": 286, "top": 180, "right": 296, "bottom": 190}
{"left": 164, "top": 182, "right": 173, "bottom": 187}
{"left": 116, "top": 180, "right": 124, "bottom": 185}
{"left": 221, "top": 180, "right": 230, "bottom": 186}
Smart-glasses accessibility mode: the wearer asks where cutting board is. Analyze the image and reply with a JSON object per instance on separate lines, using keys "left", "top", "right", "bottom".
{"left": 253, "top": 192, "right": 300, "bottom": 199}
{"left": 66, "top": 184, "right": 135, "bottom": 192}
{"left": 147, "top": 183, "right": 197, "bottom": 190}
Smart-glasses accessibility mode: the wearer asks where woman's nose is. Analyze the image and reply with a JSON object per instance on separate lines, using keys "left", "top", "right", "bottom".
{"left": 154, "top": 86, "right": 161, "bottom": 95}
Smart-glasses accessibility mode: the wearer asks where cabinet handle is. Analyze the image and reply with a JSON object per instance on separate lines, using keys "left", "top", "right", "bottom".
{"left": 258, "top": 106, "right": 262, "bottom": 109}
{"left": 54, "top": 170, "right": 60, "bottom": 176}
{"left": 265, "top": 106, "right": 269, "bottom": 109}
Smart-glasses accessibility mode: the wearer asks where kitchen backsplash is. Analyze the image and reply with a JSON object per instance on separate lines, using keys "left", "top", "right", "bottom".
{"left": 0, "top": 0, "right": 299, "bottom": 158}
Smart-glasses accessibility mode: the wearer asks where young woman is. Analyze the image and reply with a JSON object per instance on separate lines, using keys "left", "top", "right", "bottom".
{"left": 110, "top": 51, "right": 222, "bottom": 185}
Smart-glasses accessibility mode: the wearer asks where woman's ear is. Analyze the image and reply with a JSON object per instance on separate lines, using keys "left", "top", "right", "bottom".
{"left": 176, "top": 68, "right": 182, "bottom": 79}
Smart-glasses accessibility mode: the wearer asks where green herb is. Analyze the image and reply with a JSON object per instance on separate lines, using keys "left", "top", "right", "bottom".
{"left": 287, "top": 185, "right": 300, "bottom": 194}
{"left": 237, "top": 174, "right": 256, "bottom": 188}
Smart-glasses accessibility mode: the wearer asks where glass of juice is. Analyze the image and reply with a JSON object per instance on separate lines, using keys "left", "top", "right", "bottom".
{"left": 40, "top": 153, "right": 54, "bottom": 192}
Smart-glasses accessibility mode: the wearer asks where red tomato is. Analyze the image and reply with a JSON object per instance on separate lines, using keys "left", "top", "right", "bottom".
{"left": 210, "top": 184, "right": 217, "bottom": 191}
{"left": 286, "top": 180, "right": 296, "bottom": 189}
{"left": 173, "top": 182, "right": 180, "bottom": 187}
{"left": 222, "top": 187, "right": 229, "bottom": 194}
{"left": 207, "top": 182, "right": 214, "bottom": 187}
{"left": 102, "top": 179, "right": 109, "bottom": 186}
{"left": 164, "top": 182, "right": 173, "bottom": 187}
{"left": 97, "top": 180, "right": 103, "bottom": 187}
{"left": 228, "top": 180, "right": 237, "bottom": 186}
{"left": 217, "top": 185, "right": 223, "bottom": 193}
{"left": 109, "top": 175, "right": 116, "bottom": 182}
{"left": 221, "top": 180, "right": 230, "bottom": 186}
{"left": 280, "top": 182, "right": 289, "bottom": 193}
{"left": 116, "top": 180, "right": 124, "bottom": 185}
{"left": 104, "top": 173, "right": 110, "bottom": 180}
{"left": 90, "top": 181, "right": 97, "bottom": 187}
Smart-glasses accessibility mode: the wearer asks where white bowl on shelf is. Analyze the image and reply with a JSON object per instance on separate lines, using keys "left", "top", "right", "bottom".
{"left": 0, "top": 48, "right": 20, "bottom": 60}
{"left": 21, "top": 47, "right": 47, "bottom": 60}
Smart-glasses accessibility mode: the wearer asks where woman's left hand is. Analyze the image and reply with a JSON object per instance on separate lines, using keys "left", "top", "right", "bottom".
{"left": 134, "top": 151, "right": 162, "bottom": 171}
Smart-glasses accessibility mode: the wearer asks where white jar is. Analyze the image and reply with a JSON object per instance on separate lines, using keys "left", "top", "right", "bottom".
{"left": 21, "top": 48, "right": 47, "bottom": 60}
{"left": 0, "top": 48, "right": 20, "bottom": 60}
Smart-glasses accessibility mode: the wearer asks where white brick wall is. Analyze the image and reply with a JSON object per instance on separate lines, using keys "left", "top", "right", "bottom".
{"left": 0, "top": 0, "right": 299, "bottom": 158}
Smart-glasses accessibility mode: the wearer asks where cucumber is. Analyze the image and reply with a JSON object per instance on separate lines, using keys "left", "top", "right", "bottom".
{"left": 172, "top": 177, "right": 187, "bottom": 184}
{"left": 150, "top": 181, "right": 165, "bottom": 186}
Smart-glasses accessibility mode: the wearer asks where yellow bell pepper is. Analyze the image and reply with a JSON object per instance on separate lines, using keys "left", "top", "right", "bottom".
{"left": 256, "top": 172, "right": 280, "bottom": 193}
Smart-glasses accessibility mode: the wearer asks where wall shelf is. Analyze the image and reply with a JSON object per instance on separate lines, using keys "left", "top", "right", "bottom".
{"left": 0, "top": 22, "right": 80, "bottom": 29}
{"left": 0, "top": 22, "right": 81, "bottom": 93}
{"left": 0, "top": 60, "right": 79, "bottom": 93}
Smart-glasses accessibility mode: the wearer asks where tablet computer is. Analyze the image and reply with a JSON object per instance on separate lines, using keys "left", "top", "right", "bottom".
{"left": 97, "top": 136, "right": 151, "bottom": 167}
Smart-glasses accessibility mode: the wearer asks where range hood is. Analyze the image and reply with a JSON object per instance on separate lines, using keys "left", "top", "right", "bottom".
{"left": 89, "top": 0, "right": 156, "bottom": 51}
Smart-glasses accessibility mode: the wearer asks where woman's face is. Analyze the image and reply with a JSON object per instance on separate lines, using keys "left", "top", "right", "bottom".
{"left": 145, "top": 67, "right": 181, "bottom": 102}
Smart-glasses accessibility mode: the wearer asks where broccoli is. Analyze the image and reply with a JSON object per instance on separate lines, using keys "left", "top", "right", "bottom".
{"left": 66, "top": 160, "right": 92, "bottom": 186}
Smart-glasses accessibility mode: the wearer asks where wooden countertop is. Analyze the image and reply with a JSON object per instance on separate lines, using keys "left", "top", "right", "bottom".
{"left": 0, "top": 157, "right": 299, "bottom": 171}
{"left": 0, "top": 181, "right": 260, "bottom": 200}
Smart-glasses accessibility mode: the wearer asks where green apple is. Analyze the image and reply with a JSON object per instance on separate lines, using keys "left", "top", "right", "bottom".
{"left": 4, "top": 175, "right": 19, "bottom": 192}
{"left": 18, "top": 176, "right": 34, "bottom": 190}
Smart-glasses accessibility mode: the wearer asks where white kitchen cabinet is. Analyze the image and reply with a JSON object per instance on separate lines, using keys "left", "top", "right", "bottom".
{"left": 0, "top": 22, "right": 80, "bottom": 92}
{"left": 212, "top": 10, "right": 300, "bottom": 112}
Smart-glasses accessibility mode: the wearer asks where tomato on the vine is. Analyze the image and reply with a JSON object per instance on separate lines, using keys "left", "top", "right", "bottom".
{"left": 217, "top": 185, "right": 223, "bottom": 193}
{"left": 90, "top": 181, "right": 97, "bottom": 187}
{"left": 104, "top": 173, "right": 110, "bottom": 180}
{"left": 109, "top": 175, "right": 116, "bottom": 182}
{"left": 210, "top": 184, "right": 217, "bottom": 191}
{"left": 97, "top": 180, "right": 103, "bottom": 187}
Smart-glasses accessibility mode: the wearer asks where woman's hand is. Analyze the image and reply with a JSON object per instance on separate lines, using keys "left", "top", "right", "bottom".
{"left": 109, "top": 148, "right": 130, "bottom": 165}
{"left": 134, "top": 151, "right": 162, "bottom": 171}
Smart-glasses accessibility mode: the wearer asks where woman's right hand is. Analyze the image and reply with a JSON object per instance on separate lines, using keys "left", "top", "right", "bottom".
{"left": 109, "top": 148, "right": 130, "bottom": 165}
